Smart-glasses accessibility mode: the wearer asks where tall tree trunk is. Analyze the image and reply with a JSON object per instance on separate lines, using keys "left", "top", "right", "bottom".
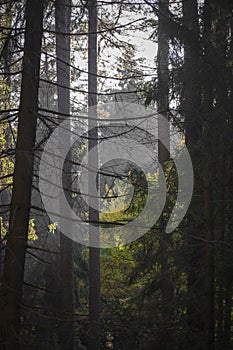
{"left": 216, "top": 151, "right": 225, "bottom": 345}
{"left": 223, "top": 154, "right": 233, "bottom": 347}
{"left": 203, "top": 158, "right": 214, "bottom": 349}
{"left": 213, "top": 3, "right": 230, "bottom": 347}
{"left": 55, "top": 1, "right": 76, "bottom": 349}
{"left": 202, "top": 1, "right": 215, "bottom": 348}
{"left": 182, "top": 0, "right": 204, "bottom": 347}
{"left": 158, "top": 0, "right": 170, "bottom": 162}
{"left": 87, "top": 1, "right": 101, "bottom": 349}
{"left": 223, "top": 12, "right": 233, "bottom": 347}
{"left": 0, "top": 0, "right": 44, "bottom": 348}
{"left": 157, "top": 1, "right": 173, "bottom": 347}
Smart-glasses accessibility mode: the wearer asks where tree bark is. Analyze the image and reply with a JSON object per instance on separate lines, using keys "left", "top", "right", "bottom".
{"left": 157, "top": 1, "right": 173, "bottom": 348}
{"left": 182, "top": 0, "right": 204, "bottom": 348}
{"left": 213, "top": 3, "right": 229, "bottom": 347}
{"left": 55, "top": 1, "right": 76, "bottom": 349}
{"left": 87, "top": 1, "right": 101, "bottom": 349}
{"left": 0, "top": 0, "right": 44, "bottom": 348}
{"left": 202, "top": 1, "right": 215, "bottom": 348}
{"left": 158, "top": 0, "right": 170, "bottom": 161}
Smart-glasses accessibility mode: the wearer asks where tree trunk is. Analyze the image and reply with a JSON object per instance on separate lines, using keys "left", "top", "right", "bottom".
{"left": 203, "top": 158, "right": 214, "bottom": 349}
{"left": 202, "top": 1, "right": 215, "bottom": 348}
{"left": 223, "top": 158, "right": 233, "bottom": 347}
{"left": 0, "top": 0, "right": 44, "bottom": 348}
{"left": 213, "top": 4, "right": 229, "bottom": 347}
{"left": 157, "top": 1, "right": 173, "bottom": 347}
{"left": 216, "top": 153, "right": 225, "bottom": 346}
{"left": 87, "top": 1, "right": 101, "bottom": 349}
{"left": 182, "top": 0, "right": 204, "bottom": 347}
{"left": 158, "top": 0, "right": 170, "bottom": 162}
{"left": 55, "top": 1, "right": 76, "bottom": 349}
{"left": 223, "top": 12, "right": 233, "bottom": 347}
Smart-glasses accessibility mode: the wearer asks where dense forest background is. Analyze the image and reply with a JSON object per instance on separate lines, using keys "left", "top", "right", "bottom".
{"left": 0, "top": 0, "right": 233, "bottom": 349}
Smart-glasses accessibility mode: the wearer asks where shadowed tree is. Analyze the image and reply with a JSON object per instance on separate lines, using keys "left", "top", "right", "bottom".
{"left": 55, "top": 0, "right": 76, "bottom": 349}
{"left": 157, "top": 1, "right": 174, "bottom": 348}
{"left": 0, "top": 0, "right": 44, "bottom": 348}
{"left": 87, "top": 1, "right": 101, "bottom": 349}
{"left": 182, "top": 0, "right": 204, "bottom": 348}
